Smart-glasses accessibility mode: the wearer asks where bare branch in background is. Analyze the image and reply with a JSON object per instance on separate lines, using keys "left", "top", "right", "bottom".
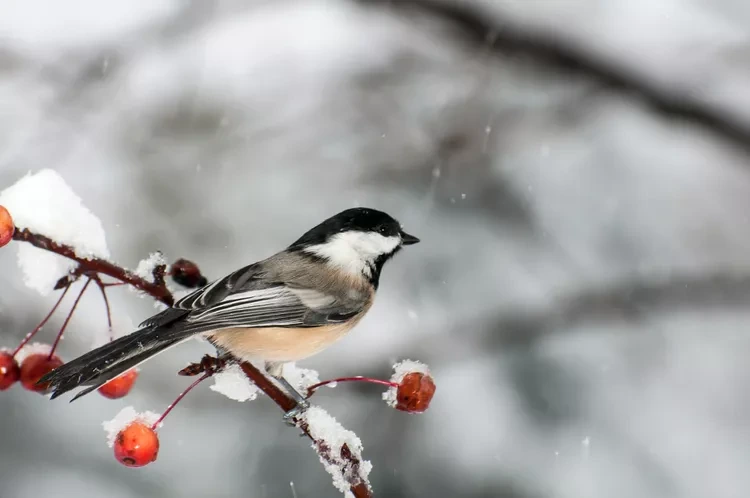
{"left": 493, "top": 270, "right": 750, "bottom": 347}
{"left": 411, "top": 270, "right": 750, "bottom": 363}
{"left": 363, "top": 0, "right": 750, "bottom": 155}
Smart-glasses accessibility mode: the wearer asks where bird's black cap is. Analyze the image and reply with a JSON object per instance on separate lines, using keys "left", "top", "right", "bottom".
{"left": 289, "top": 208, "right": 418, "bottom": 248}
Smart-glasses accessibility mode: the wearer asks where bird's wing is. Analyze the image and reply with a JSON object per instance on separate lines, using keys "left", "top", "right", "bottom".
{"left": 41, "top": 258, "right": 365, "bottom": 401}
{"left": 140, "top": 261, "right": 363, "bottom": 334}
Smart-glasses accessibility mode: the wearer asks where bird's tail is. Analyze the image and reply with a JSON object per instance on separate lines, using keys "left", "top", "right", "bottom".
{"left": 40, "top": 325, "right": 194, "bottom": 401}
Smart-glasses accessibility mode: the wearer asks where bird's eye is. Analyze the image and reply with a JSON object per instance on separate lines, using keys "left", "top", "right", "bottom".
{"left": 378, "top": 226, "right": 388, "bottom": 234}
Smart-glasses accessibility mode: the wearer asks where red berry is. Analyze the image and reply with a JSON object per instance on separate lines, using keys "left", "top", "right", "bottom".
{"left": 98, "top": 369, "right": 139, "bottom": 399}
{"left": 114, "top": 422, "right": 160, "bottom": 467}
{"left": 0, "top": 352, "right": 20, "bottom": 390}
{"left": 0, "top": 205, "right": 13, "bottom": 248}
{"left": 20, "top": 353, "right": 64, "bottom": 392}
{"left": 396, "top": 372, "right": 436, "bottom": 413}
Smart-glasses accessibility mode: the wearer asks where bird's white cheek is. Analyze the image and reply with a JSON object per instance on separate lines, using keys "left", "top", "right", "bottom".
{"left": 354, "top": 233, "right": 401, "bottom": 258}
{"left": 304, "top": 232, "right": 400, "bottom": 275}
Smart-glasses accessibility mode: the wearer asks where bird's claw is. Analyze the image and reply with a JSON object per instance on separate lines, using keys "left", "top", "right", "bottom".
{"left": 178, "top": 354, "right": 229, "bottom": 376}
{"left": 283, "top": 400, "right": 310, "bottom": 426}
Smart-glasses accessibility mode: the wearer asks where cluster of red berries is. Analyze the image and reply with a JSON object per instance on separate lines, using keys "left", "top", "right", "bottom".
{"left": 105, "top": 365, "right": 438, "bottom": 468}
{"left": 1, "top": 345, "right": 147, "bottom": 465}
{"left": 0, "top": 203, "right": 207, "bottom": 468}
{"left": 1, "top": 204, "right": 139, "bottom": 398}
{"left": 0, "top": 347, "right": 138, "bottom": 398}
{"left": 2, "top": 352, "right": 436, "bottom": 469}
{"left": 0, "top": 349, "right": 61, "bottom": 392}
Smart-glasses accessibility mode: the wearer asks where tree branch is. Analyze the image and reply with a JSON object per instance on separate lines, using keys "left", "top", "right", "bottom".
{"left": 12, "top": 228, "right": 174, "bottom": 306}
{"left": 410, "top": 268, "right": 750, "bottom": 364}
{"left": 490, "top": 270, "right": 750, "bottom": 348}
{"left": 238, "top": 363, "right": 372, "bottom": 497}
{"left": 10, "top": 226, "right": 372, "bottom": 498}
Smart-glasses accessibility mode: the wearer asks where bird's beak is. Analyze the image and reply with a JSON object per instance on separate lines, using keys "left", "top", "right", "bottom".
{"left": 400, "top": 231, "right": 420, "bottom": 245}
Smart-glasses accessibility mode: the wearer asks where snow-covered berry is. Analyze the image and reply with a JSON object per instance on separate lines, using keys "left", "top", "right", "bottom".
{"left": 0, "top": 205, "right": 14, "bottom": 248}
{"left": 98, "top": 369, "right": 139, "bottom": 399}
{"left": 0, "top": 351, "right": 20, "bottom": 390}
{"left": 19, "top": 353, "right": 63, "bottom": 392}
{"left": 383, "top": 360, "right": 436, "bottom": 414}
{"left": 114, "top": 422, "right": 160, "bottom": 467}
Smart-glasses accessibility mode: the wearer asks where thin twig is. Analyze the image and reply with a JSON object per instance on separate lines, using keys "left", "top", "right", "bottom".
{"left": 307, "top": 376, "right": 397, "bottom": 398}
{"left": 152, "top": 372, "right": 212, "bottom": 430}
{"left": 48, "top": 278, "right": 91, "bottom": 359}
{"left": 12, "top": 284, "right": 71, "bottom": 357}
{"left": 93, "top": 276, "right": 114, "bottom": 341}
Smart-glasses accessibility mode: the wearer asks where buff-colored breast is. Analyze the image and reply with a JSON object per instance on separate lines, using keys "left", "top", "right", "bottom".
{"left": 207, "top": 309, "right": 368, "bottom": 363}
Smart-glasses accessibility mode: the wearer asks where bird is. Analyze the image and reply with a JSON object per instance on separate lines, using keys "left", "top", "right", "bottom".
{"left": 39, "top": 207, "right": 420, "bottom": 409}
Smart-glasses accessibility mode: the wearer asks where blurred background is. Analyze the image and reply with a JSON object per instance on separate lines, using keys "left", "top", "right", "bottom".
{"left": 2, "top": 0, "right": 750, "bottom": 497}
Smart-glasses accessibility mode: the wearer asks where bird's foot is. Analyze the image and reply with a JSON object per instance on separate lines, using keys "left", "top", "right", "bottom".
{"left": 178, "top": 354, "right": 229, "bottom": 376}
{"left": 271, "top": 374, "right": 311, "bottom": 425}
{"left": 283, "top": 399, "right": 310, "bottom": 426}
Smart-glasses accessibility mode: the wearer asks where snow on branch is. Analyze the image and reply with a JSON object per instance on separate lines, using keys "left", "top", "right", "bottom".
{"left": 0, "top": 169, "right": 109, "bottom": 295}
{"left": 302, "top": 407, "right": 372, "bottom": 497}
{"left": 12, "top": 228, "right": 175, "bottom": 306}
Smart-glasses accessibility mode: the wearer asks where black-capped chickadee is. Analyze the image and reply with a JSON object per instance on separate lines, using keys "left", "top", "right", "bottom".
{"left": 40, "top": 207, "right": 420, "bottom": 406}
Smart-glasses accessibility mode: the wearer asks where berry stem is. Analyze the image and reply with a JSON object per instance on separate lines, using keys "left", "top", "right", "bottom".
{"left": 152, "top": 371, "right": 212, "bottom": 430}
{"left": 94, "top": 277, "right": 113, "bottom": 341}
{"left": 12, "top": 284, "right": 71, "bottom": 357}
{"left": 48, "top": 279, "right": 91, "bottom": 359}
{"left": 306, "top": 376, "right": 398, "bottom": 397}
